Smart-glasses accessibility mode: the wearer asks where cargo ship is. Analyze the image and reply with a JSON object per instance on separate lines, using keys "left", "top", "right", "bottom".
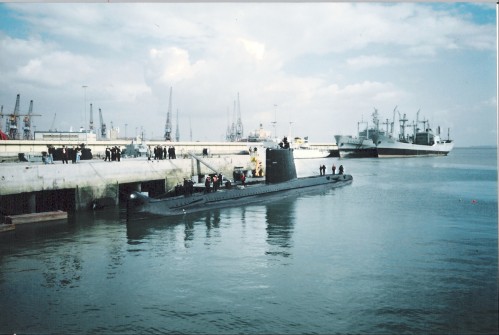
{"left": 335, "top": 108, "right": 453, "bottom": 158}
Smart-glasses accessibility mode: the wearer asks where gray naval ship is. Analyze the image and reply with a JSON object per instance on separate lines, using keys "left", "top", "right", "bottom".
{"left": 127, "top": 147, "right": 353, "bottom": 217}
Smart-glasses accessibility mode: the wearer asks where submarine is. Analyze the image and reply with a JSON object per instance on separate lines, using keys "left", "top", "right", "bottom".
{"left": 127, "top": 147, "right": 353, "bottom": 217}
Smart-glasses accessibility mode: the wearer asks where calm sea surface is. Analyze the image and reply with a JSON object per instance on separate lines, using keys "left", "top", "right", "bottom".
{"left": 1, "top": 147, "right": 497, "bottom": 334}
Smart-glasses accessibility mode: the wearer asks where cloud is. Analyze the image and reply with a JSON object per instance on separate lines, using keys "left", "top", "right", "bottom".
{"left": 346, "top": 55, "right": 399, "bottom": 69}
{"left": 146, "top": 47, "right": 204, "bottom": 85}
{"left": 0, "top": 2, "right": 495, "bottom": 145}
{"left": 236, "top": 37, "right": 265, "bottom": 61}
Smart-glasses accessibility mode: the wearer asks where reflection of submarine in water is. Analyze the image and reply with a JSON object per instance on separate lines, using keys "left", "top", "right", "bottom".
{"left": 127, "top": 147, "right": 353, "bottom": 217}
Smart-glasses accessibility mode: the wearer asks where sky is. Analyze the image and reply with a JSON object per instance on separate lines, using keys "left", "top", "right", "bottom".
{"left": 0, "top": 2, "right": 496, "bottom": 146}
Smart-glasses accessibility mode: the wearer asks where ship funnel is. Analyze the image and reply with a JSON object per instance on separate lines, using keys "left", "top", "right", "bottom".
{"left": 265, "top": 148, "right": 297, "bottom": 184}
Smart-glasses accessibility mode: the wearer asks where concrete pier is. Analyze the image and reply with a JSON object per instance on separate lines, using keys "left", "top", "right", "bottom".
{"left": 0, "top": 139, "right": 338, "bottom": 159}
{"left": 0, "top": 154, "right": 257, "bottom": 217}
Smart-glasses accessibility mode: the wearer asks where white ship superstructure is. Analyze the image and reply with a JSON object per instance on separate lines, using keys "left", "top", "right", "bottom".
{"left": 335, "top": 109, "right": 385, "bottom": 158}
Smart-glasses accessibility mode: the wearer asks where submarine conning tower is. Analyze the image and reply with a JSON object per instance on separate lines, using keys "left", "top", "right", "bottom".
{"left": 265, "top": 148, "right": 297, "bottom": 184}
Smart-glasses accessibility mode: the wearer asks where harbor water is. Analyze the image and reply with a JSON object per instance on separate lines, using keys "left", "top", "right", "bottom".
{"left": 0, "top": 147, "right": 497, "bottom": 334}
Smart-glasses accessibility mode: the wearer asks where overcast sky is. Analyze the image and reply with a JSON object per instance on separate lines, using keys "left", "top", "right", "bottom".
{"left": 0, "top": 2, "right": 496, "bottom": 146}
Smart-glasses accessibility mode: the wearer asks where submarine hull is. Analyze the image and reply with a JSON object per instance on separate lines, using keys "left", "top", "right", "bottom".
{"left": 127, "top": 147, "right": 352, "bottom": 217}
{"left": 128, "top": 174, "right": 352, "bottom": 217}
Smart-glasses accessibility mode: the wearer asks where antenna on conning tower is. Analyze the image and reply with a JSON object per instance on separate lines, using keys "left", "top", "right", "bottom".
{"left": 164, "top": 87, "right": 173, "bottom": 141}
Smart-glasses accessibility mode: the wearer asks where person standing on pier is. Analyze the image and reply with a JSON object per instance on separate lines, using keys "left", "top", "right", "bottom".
{"left": 62, "top": 145, "right": 68, "bottom": 164}
{"left": 76, "top": 146, "right": 81, "bottom": 163}
{"left": 47, "top": 145, "right": 55, "bottom": 164}
{"left": 70, "top": 146, "right": 77, "bottom": 164}
{"left": 105, "top": 147, "right": 111, "bottom": 162}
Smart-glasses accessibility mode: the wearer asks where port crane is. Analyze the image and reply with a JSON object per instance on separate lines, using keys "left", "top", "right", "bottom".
{"left": 235, "top": 92, "right": 244, "bottom": 141}
{"left": 2, "top": 94, "right": 41, "bottom": 140}
{"left": 226, "top": 93, "right": 244, "bottom": 142}
{"left": 164, "top": 87, "right": 172, "bottom": 141}
{"left": 23, "top": 99, "right": 42, "bottom": 140}
{"left": 99, "top": 108, "right": 107, "bottom": 139}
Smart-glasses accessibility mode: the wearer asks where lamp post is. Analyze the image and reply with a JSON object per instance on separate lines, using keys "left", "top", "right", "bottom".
{"left": 82, "top": 85, "right": 88, "bottom": 131}
{"left": 125, "top": 123, "right": 128, "bottom": 139}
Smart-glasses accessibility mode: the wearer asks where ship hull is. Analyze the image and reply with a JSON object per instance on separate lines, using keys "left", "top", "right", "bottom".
{"left": 128, "top": 174, "right": 353, "bottom": 217}
{"left": 376, "top": 140, "right": 454, "bottom": 157}
{"left": 338, "top": 147, "right": 378, "bottom": 158}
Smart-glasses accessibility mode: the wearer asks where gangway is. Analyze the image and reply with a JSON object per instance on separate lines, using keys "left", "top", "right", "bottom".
{"left": 187, "top": 152, "right": 219, "bottom": 174}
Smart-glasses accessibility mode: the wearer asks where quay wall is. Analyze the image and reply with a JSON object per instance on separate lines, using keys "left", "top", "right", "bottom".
{"left": 0, "top": 140, "right": 337, "bottom": 158}
{"left": 0, "top": 155, "right": 257, "bottom": 216}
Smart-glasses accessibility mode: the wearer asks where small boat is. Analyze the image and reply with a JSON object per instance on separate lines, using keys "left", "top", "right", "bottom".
{"left": 127, "top": 147, "right": 353, "bottom": 217}
{"left": 291, "top": 137, "right": 330, "bottom": 159}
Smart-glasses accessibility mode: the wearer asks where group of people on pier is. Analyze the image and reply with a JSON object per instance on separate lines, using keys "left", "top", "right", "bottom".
{"left": 150, "top": 145, "right": 177, "bottom": 160}
{"left": 104, "top": 146, "right": 122, "bottom": 162}
{"left": 42, "top": 144, "right": 90, "bottom": 164}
